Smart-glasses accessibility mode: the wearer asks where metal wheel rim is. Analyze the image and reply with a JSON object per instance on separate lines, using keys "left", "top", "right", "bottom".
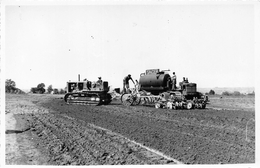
{"left": 187, "top": 102, "right": 193, "bottom": 109}
{"left": 121, "top": 94, "right": 134, "bottom": 106}
{"left": 167, "top": 102, "right": 173, "bottom": 109}
{"left": 155, "top": 103, "right": 161, "bottom": 108}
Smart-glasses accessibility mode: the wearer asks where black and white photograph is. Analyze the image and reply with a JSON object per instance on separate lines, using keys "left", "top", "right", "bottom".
{"left": 1, "top": 0, "right": 259, "bottom": 167}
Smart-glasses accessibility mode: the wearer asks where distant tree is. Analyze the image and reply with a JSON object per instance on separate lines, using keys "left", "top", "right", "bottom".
{"left": 30, "top": 83, "right": 46, "bottom": 94}
{"left": 47, "top": 85, "right": 53, "bottom": 94}
{"left": 222, "top": 91, "right": 230, "bottom": 96}
{"left": 37, "top": 83, "right": 45, "bottom": 89}
{"left": 209, "top": 90, "right": 215, "bottom": 95}
{"left": 30, "top": 87, "right": 38, "bottom": 93}
{"left": 59, "top": 88, "right": 65, "bottom": 94}
{"left": 233, "top": 91, "right": 241, "bottom": 96}
{"left": 5, "top": 79, "right": 16, "bottom": 93}
{"left": 53, "top": 88, "right": 59, "bottom": 94}
{"left": 37, "top": 83, "right": 45, "bottom": 94}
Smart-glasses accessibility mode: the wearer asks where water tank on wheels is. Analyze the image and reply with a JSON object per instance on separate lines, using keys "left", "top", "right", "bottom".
{"left": 139, "top": 72, "right": 170, "bottom": 95}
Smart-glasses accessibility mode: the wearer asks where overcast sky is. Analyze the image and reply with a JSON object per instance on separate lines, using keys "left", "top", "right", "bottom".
{"left": 4, "top": 1, "right": 257, "bottom": 90}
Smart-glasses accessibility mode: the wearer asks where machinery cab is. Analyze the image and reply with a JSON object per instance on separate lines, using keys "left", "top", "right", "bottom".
{"left": 66, "top": 80, "right": 109, "bottom": 93}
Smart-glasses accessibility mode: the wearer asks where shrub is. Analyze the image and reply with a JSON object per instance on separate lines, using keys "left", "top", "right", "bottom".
{"left": 5, "top": 79, "right": 25, "bottom": 94}
{"left": 47, "top": 85, "right": 53, "bottom": 94}
{"left": 233, "top": 91, "right": 241, "bottom": 96}
{"left": 31, "top": 83, "right": 46, "bottom": 94}
{"left": 222, "top": 91, "right": 230, "bottom": 96}
{"left": 5, "top": 79, "right": 16, "bottom": 93}
{"left": 30, "top": 87, "right": 38, "bottom": 93}
{"left": 209, "top": 90, "right": 215, "bottom": 95}
{"left": 53, "top": 88, "right": 59, "bottom": 94}
{"left": 59, "top": 89, "right": 65, "bottom": 94}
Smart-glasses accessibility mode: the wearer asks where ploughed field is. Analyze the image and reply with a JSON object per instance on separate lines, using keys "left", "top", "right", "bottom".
{"left": 5, "top": 94, "right": 255, "bottom": 165}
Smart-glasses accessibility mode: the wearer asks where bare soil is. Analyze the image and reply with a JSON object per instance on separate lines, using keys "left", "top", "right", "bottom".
{"left": 207, "top": 95, "right": 255, "bottom": 111}
{"left": 5, "top": 93, "right": 255, "bottom": 165}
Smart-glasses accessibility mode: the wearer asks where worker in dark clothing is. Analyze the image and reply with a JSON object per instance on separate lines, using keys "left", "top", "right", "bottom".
{"left": 171, "top": 72, "right": 177, "bottom": 90}
{"left": 183, "top": 77, "right": 186, "bottom": 82}
{"left": 180, "top": 77, "right": 186, "bottom": 90}
{"left": 123, "top": 74, "right": 135, "bottom": 93}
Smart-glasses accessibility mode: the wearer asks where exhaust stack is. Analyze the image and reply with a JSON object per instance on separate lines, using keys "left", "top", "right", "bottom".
{"left": 78, "top": 74, "right": 80, "bottom": 81}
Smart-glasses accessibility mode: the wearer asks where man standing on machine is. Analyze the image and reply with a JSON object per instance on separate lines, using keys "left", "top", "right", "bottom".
{"left": 123, "top": 74, "right": 135, "bottom": 93}
{"left": 171, "top": 72, "right": 177, "bottom": 90}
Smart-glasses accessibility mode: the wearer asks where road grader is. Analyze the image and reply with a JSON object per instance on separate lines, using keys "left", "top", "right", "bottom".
{"left": 64, "top": 75, "right": 112, "bottom": 105}
{"left": 121, "top": 69, "right": 208, "bottom": 109}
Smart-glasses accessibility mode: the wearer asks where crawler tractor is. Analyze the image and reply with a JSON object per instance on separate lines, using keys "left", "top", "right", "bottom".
{"left": 64, "top": 75, "right": 112, "bottom": 105}
{"left": 121, "top": 69, "right": 208, "bottom": 109}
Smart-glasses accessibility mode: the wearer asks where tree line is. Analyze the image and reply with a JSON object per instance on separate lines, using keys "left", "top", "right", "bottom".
{"left": 31, "top": 83, "right": 65, "bottom": 94}
{"left": 46, "top": 85, "right": 66, "bottom": 94}
{"left": 5, "top": 79, "right": 66, "bottom": 94}
{"left": 206, "top": 89, "right": 255, "bottom": 96}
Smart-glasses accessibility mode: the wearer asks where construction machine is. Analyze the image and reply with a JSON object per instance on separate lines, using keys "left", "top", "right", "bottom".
{"left": 64, "top": 75, "right": 112, "bottom": 105}
{"left": 121, "top": 69, "right": 208, "bottom": 109}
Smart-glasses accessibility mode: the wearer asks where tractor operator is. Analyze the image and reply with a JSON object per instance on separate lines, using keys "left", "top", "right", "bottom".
{"left": 171, "top": 72, "right": 177, "bottom": 90}
{"left": 93, "top": 77, "right": 102, "bottom": 88}
{"left": 97, "top": 77, "right": 102, "bottom": 85}
{"left": 123, "top": 74, "right": 135, "bottom": 93}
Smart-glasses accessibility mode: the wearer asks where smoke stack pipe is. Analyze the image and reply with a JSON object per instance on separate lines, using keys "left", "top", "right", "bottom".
{"left": 78, "top": 74, "right": 80, "bottom": 81}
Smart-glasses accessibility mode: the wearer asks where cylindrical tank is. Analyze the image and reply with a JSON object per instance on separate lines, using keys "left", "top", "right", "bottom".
{"left": 139, "top": 73, "right": 170, "bottom": 94}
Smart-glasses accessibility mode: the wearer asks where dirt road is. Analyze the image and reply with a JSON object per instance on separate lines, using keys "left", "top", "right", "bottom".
{"left": 5, "top": 94, "right": 255, "bottom": 165}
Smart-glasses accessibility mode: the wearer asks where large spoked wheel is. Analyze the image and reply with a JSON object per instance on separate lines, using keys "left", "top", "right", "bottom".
{"left": 155, "top": 103, "right": 161, "bottom": 109}
{"left": 64, "top": 93, "right": 73, "bottom": 104}
{"left": 121, "top": 93, "right": 134, "bottom": 106}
